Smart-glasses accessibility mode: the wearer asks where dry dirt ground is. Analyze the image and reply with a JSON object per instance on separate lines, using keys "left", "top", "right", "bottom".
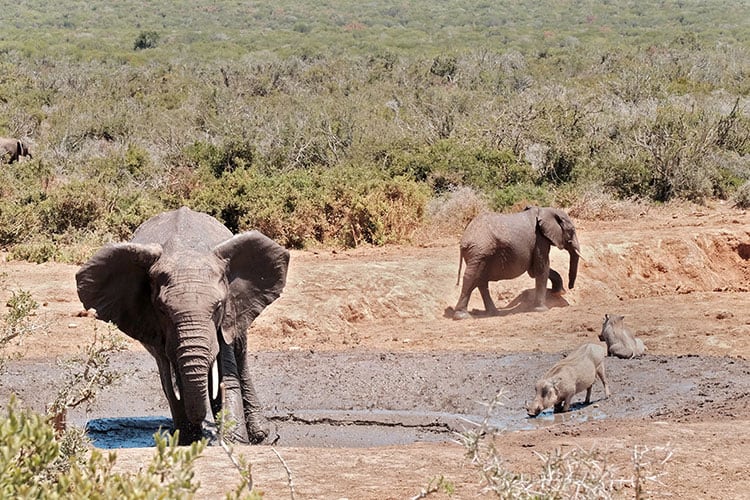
{"left": 2, "top": 202, "right": 750, "bottom": 499}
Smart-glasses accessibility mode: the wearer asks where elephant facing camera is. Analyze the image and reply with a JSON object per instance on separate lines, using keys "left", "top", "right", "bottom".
{"left": 453, "top": 206, "right": 580, "bottom": 320}
{"left": 76, "top": 207, "right": 289, "bottom": 445}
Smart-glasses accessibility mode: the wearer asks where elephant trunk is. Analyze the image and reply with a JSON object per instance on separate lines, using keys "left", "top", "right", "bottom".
{"left": 174, "top": 321, "right": 217, "bottom": 430}
{"left": 567, "top": 238, "right": 580, "bottom": 289}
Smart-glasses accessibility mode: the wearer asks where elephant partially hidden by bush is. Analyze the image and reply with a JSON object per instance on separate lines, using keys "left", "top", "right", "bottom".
{"left": 0, "top": 137, "right": 32, "bottom": 163}
{"left": 453, "top": 206, "right": 581, "bottom": 320}
{"left": 76, "top": 207, "right": 289, "bottom": 444}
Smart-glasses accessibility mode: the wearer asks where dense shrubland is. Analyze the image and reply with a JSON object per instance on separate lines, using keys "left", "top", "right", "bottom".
{"left": 0, "top": 0, "right": 749, "bottom": 261}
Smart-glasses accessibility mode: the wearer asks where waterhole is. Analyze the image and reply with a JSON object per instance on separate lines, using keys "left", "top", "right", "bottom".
{"left": 5, "top": 352, "right": 749, "bottom": 449}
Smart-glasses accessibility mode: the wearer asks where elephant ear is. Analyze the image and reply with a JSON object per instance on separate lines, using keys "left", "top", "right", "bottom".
{"left": 213, "top": 231, "right": 290, "bottom": 344}
{"left": 537, "top": 208, "right": 568, "bottom": 249}
{"left": 76, "top": 243, "right": 163, "bottom": 345}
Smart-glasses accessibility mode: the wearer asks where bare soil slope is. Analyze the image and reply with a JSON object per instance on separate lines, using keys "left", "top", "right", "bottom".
{"left": 2, "top": 203, "right": 750, "bottom": 499}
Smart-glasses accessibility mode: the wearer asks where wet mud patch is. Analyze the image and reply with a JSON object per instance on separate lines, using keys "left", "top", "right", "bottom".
{"left": 3, "top": 351, "right": 749, "bottom": 448}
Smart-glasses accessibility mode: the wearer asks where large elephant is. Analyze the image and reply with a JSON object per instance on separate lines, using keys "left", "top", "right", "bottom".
{"left": 76, "top": 207, "right": 289, "bottom": 445}
{"left": 0, "top": 137, "right": 32, "bottom": 163}
{"left": 453, "top": 206, "right": 580, "bottom": 320}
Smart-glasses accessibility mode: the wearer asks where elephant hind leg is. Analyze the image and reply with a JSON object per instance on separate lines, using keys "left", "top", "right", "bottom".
{"left": 478, "top": 283, "right": 499, "bottom": 315}
{"left": 234, "top": 341, "right": 275, "bottom": 444}
{"left": 453, "top": 275, "right": 477, "bottom": 319}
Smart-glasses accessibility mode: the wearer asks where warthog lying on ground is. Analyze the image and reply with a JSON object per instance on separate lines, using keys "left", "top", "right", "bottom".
{"left": 527, "top": 343, "right": 611, "bottom": 417}
{"left": 599, "top": 314, "right": 646, "bottom": 359}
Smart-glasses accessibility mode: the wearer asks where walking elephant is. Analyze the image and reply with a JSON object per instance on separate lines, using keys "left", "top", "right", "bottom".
{"left": 453, "top": 206, "right": 580, "bottom": 320}
{"left": 76, "top": 207, "right": 289, "bottom": 444}
{"left": 0, "top": 137, "right": 32, "bottom": 163}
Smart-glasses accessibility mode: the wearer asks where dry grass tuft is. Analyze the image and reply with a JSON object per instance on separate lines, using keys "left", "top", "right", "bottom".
{"left": 567, "top": 187, "right": 650, "bottom": 221}
{"left": 422, "top": 186, "right": 489, "bottom": 238}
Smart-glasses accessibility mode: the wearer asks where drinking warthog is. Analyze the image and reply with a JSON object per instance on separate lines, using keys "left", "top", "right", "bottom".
{"left": 599, "top": 314, "right": 646, "bottom": 359}
{"left": 527, "top": 343, "right": 611, "bottom": 417}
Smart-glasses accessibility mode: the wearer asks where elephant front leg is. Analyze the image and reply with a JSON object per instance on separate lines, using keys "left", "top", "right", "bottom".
{"left": 218, "top": 338, "right": 250, "bottom": 443}
{"left": 533, "top": 273, "right": 549, "bottom": 311}
{"left": 236, "top": 342, "right": 276, "bottom": 444}
{"left": 152, "top": 353, "right": 198, "bottom": 445}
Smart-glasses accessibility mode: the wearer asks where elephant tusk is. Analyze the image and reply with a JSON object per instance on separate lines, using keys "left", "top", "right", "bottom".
{"left": 211, "top": 359, "right": 220, "bottom": 401}
{"left": 170, "top": 364, "right": 181, "bottom": 401}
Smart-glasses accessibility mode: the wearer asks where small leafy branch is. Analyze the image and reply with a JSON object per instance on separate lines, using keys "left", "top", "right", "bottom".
{"left": 47, "top": 324, "right": 127, "bottom": 430}
{"left": 411, "top": 476, "right": 455, "bottom": 499}
{"left": 1, "top": 289, "right": 40, "bottom": 347}
{"left": 214, "top": 386, "right": 266, "bottom": 500}
{"left": 214, "top": 383, "right": 296, "bottom": 499}
{"left": 1, "top": 396, "right": 207, "bottom": 498}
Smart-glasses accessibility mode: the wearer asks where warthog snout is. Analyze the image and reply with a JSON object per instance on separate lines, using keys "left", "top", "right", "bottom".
{"left": 526, "top": 401, "right": 543, "bottom": 417}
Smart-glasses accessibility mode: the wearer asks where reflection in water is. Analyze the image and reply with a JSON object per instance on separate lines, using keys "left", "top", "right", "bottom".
{"left": 515, "top": 406, "right": 609, "bottom": 431}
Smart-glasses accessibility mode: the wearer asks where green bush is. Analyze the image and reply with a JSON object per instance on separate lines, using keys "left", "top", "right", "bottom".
{"left": 38, "top": 182, "right": 104, "bottom": 234}
{"left": 489, "top": 183, "right": 553, "bottom": 211}
{"left": 0, "top": 397, "right": 211, "bottom": 499}
{"left": 133, "top": 31, "right": 160, "bottom": 50}
{"left": 388, "top": 141, "right": 534, "bottom": 196}
{"left": 185, "top": 140, "right": 256, "bottom": 178}
{"left": 0, "top": 202, "right": 38, "bottom": 246}
{"left": 430, "top": 55, "right": 458, "bottom": 80}
{"left": 733, "top": 181, "right": 750, "bottom": 208}
{"left": 8, "top": 241, "right": 58, "bottom": 264}
{"left": 190, "top": 165, "right": 429, "bottom": 248}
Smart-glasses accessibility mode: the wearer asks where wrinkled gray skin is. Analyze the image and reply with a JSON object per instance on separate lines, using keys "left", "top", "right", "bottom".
{"left": 527, "top": 343, "right": 611, "bottom": 417}
{"left": 76, "top": 207, "right": 289, "bottom": 445}
{"left": 599, "top": 314, "right": 646, "bottom": 359}
{"left": 453, "top": 206, "right": 581, "bottom": 320}
{"left": 0, "top": 137, "right": 32, "bottom": 163}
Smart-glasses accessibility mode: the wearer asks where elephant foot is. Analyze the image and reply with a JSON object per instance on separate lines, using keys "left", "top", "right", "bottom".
{"left": 247, "top": 421, "right": 278, "bottom": 445}
{"left": 176, "top": 420, "right": 219, "bottom": 445}
{"left": 533, "top": 304, "right": 549, "bottom": 312}
{"left": 245, "top": 411, "right": 278, "bottom": 444}
{"left": 453, "top": 309, "right": 471, "bottom": 320}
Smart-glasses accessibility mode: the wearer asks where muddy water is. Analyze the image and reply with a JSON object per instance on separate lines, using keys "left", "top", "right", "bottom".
{"left": 3, "top": 351, "right": 748, "bottom": 448}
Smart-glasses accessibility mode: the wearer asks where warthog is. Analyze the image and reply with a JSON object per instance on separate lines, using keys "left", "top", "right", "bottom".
{"left": 527, "top": 343, "right": 611, "bottom": 417}
{"left": 599, "top": 314, "right": 646, "bottom": 359}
